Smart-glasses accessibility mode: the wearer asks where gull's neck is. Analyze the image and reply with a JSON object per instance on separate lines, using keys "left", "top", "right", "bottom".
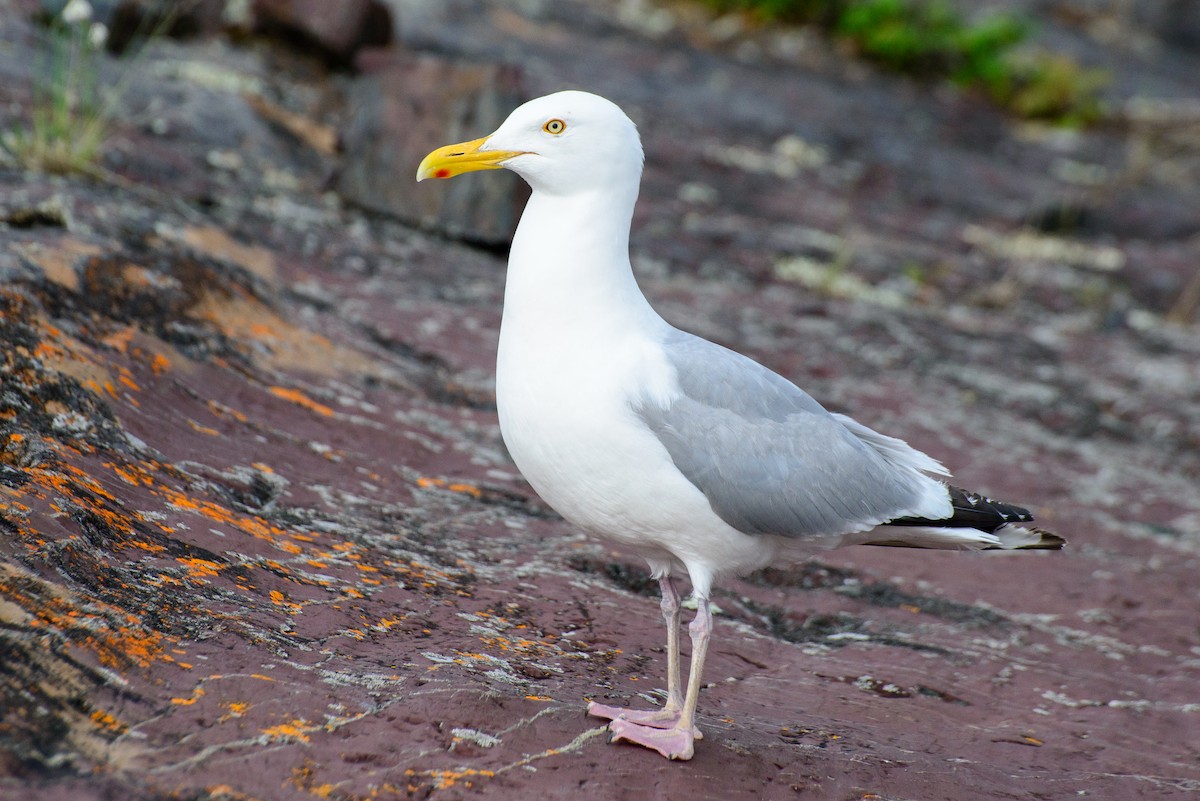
{"left": 500, "top": 184, "right": 662, "bottom": 346}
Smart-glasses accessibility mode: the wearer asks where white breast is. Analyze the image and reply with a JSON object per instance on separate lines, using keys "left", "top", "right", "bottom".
{"left": 497, "top": 322, "right": 678, "bottom": 537}
{"left": 492, "top": 193, "right": 789, "bottom": 591}
{"left": 497, "top": 319, "right": 787, "bottom": 591}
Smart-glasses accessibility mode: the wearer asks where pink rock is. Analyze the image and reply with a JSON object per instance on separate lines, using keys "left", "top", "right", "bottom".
{"left": 254, "top": 0, "right": 392, "bottom": 64}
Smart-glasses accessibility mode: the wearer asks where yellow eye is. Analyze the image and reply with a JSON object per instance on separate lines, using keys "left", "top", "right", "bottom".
{"left": 542, "top": 119, "right": 566, "bottom": 135}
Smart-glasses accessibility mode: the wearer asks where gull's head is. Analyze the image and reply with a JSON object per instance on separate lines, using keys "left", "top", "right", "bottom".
{"left": 416, "top": 90, "right": 644, "bottom": 196}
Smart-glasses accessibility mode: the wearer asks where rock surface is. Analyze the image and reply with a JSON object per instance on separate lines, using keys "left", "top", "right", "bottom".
{"left": 1, "top": 1, "right": 1198, "bottom": 800}
{"left": 254, "top": 0, "right": 393, "bottom": 65}
{"left": 338, "top": 53, "right": 528, "bottom": 246}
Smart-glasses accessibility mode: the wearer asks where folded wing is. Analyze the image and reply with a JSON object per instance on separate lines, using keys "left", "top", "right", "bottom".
{"left": 636, "top": 331, "right": 953, "bottom": 540}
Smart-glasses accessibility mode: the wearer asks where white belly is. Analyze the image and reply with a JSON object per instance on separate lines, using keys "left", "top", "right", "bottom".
{"left": 495, "top": 329, "right": 783, "bottom": 587}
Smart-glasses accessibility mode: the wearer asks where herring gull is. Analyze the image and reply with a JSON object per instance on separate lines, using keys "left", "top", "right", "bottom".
{"left": 417, "top": 90, "right": 1063, "bottom": 761}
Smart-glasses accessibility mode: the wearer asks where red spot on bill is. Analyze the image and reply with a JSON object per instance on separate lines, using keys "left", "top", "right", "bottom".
{"left": 436, "top": 168, "right": 451, "bottom": 179}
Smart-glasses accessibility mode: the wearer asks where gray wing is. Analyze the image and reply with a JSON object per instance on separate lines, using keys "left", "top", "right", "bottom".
{"left": 636, "top": 330, "right": 948, "bottom": 539}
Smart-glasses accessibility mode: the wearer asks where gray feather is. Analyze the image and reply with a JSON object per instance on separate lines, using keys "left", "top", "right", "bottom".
{"left": 636, "top": 331, "right": 946, "bottom": 539}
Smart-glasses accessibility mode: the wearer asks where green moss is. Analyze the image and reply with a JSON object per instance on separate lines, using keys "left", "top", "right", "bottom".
{"left": 4, "top": 2, "right": 183, "bottom": 175}
{"left": 700, "top": 0, "right": 841, "bottom": 24}
{"left": 697, "top": 0, "right": 1107, "bottom": 126}
{"left": 2, "top": 9, "right": 110, "bottom": 175}
{"left": 996, "top": 52, "right": 1108, "bottom": 126}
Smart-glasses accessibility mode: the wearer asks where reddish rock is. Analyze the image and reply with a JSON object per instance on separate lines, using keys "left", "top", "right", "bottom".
{"left": 253, "top": 0, "right": 393, "bottom": 65}
{"left": 338, "top": 53, "right": 528, "bottom": 246}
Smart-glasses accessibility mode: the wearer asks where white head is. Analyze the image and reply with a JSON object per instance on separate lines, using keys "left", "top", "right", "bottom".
{"left": 416, "top": 90, "right": 644, "bottom": 197}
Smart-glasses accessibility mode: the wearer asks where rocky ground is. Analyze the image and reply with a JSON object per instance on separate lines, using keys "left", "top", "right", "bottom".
{"left": 1, "top": 0, "right": 1198, "bottom": 799}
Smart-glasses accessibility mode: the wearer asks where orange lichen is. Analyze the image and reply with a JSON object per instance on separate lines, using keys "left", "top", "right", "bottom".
{"left": 200, "top": 785, "right": 255, "bottom": 801}
{"left": 105, "top": 624, "right": 170, "bottom": 668}
{"left": 416, "top": 476, "right": 482, "bottom": 499}
{"left": 404, "top": 768, "right": 496, "bottom": 791}
{"left": 174, "top": 225, "right": 279, "bottom": 282}
{"left": 267, "top": 386, "right": 334, "bottom": 417}
{"left": 14, "top": 238, "right": 102, "bottom": 290}
{"left": 101, "top": 326, "right": 136, "bottom": 353}
{"left": 177, "top": 557, "right": 224, "bottom": 579}
{"left": 19, "top": 463, "right": 133, "bottom": 542}
{"left": 158, "top": 484, "right": 299, "bottom": 553}
{"left": 171, "top": 687, "right": 206, "bottom": 706}
{"left": 108, "top": 461, "right": 155, "bottom": 487}
{"left": 33, "top": 340, "right": 64, "bottom": 360}
{"left": 188, "top": 420, "right": 221, "bottom": 436}
{"left": 207, "top": 399, "right": 248, "bottom": 422}
{"left": 90, "top": 708, "right": 126, "bottom": 733}
{"left": 220, "top": 701, "right": 250, "bottom": 722}
{"left": 3, "top": 570, "right": 176, "bottom": 669}
{"left": 261, "top": 719, "right": 316, "bottom": 743}
{"left": 45, "top": 461, "right": 117, "bottom": 502}
{"left": 268, "top": 589, "right": 302, "bottom": 614}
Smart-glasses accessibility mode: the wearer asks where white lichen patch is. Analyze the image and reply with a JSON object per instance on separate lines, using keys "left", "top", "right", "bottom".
{"left": 1052, "top": 158, "right": 1111, "bottom": 186}
{"left": 451, "top": 727, "right": 501, "bottom": 749}
{"left": 962, "top": 225, "right": 1125, "bottom": 272}
{"left": 773, "top": 255, "right": 908, "bottom": 308}
{"left": 1042, "top": 690, "right": 1200, "bottom": 714}
{"left": 704, "top": 134, "right": 828, "bottom": 179}
{"left": 677, "top": 181, "right": 719, "bottom": 205}
{"left": 156, "top": 60, "right": 265, "bottom": 95}
{"left": 423, "top": 650, "right": 526, "bottom": 685}
{"left": 1013, "top": 615, "right": 1139, "bottom": 661}
{"left": 614, "top": 0, "right": 676, "bottom": 38}
{"left": 51, "top": 410, "right": 94, "bottom": 434}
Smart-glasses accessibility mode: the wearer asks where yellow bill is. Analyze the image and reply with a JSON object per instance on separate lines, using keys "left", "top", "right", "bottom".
{"left": 415, "top": 136, "right": 526, "bottom": 182}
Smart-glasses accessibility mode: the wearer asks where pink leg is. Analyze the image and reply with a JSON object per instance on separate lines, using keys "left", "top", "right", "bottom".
{"left": 601, "top": 594, "right": 713, "bottom": 760}
{"left": 588, "top": 576, "right": 688, "bottom": 729}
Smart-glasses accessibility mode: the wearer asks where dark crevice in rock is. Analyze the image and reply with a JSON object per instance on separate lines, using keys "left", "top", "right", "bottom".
{"left": 566, "top": 557, "right": 661, "bottom": 598}
{"left": 736, "top": 599, "right": 952, "bottom": 655}
{"left": 837, "top": 582, "right": 1008, "bottom": 627}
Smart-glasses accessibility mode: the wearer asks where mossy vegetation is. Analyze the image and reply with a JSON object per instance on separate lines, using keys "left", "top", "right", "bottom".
{"left": 699, "top": 0, "right": 1107, "bottom": 125}
{"left": 3, "top": 0, "right": 180, "bottom": 175}
{"left": 2, "top": 2, "right": 113, "bottom": 175}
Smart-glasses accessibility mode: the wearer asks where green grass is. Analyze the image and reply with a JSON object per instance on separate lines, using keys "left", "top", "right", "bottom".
{"left": 3, "top": 1, "right": 185, "bottom": 176}
{"left": 698, "top": 0, "right": 1108, "bottom": 126}
{"left": 2, "top": 3, "right": 113, "bottom": 174}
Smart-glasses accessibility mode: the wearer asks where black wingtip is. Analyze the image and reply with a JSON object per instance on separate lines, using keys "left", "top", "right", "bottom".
{"left": 1019, "top": 527, "right": 1067, "bottom": 550}
{"left": 978, "top": 526, "right": 1066, "bottom": 550}
{"left": 888, "top": 485, "right": 1041, "bottom": 533}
